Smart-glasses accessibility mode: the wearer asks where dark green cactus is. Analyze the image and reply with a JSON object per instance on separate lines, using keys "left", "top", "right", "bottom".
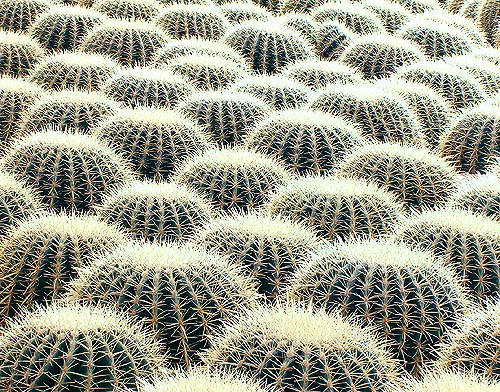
{"left": 477, "top": 0, "right": 500, "bottom": 45}
{"left": 362, "top": 0, "right": 411, "bottom": 34}
{"left": 0, "top": 0, "right": 54, "bottom": 32}
{"left": 444, "top": 55, "right": 500, "bottom": 96}
{"left": 278, "top": 13, "right": 317, "bottom": 46}
{"left": 221, "top": 2, "right": 270, "bottom": 24}
{"left": 315, "top": 22, "right": 354, "bottom": 61}
{"left": 0, "top": 29, "right": 44, "bottom": 77}
{"left": 389, "top": 0, "right": 439, "bottom": 14}
{"left": 279, "top": 0, "right": 328, "bottom": 14}
{"left": 94, "top": 0, "right": 162, "bottom": 21}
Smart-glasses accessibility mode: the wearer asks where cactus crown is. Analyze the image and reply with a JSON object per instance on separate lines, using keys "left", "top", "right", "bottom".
{"left": 94, "top": 0, "right": 161, "bottom": 21}
{"left": 0, "top": 0, "right": 54, "bottom": 33}
{"left": 220, "top": 2, "right": 270, "bottom": 24}
{"left": 444, "top": 55, "right": 500, "bottom": 95}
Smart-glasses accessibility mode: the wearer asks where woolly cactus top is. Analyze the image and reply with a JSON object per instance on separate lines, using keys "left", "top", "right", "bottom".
{"left": 23, "top": 89, "right": 118, "bottom": 109}
{"left": 0, "top": 29, "right": 41, "bottom": 46}
{"left": 181, "top": 89, "right": 269, "bottom": 107}
{"left": 105, "top": 66, "right": 189, "bottom": 83}
{"left": 102, "top": 106, "right": 203, "bottom": 128}
{"left": 33, "top": 51, "right": 118, "bottom": 69}
{"left": 233, "top": 74, "right": 309, "bottom": 90}
{"left": 168, "top": 53, "right": 246, "bottom": 71}
{"left": 36, "top": 4, "right": 105, "bottom": 18}
{"left": 0, "top": 75, "right": 43, "bottom": 94}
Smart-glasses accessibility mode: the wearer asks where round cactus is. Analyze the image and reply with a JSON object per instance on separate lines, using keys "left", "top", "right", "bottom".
{"left": 70, "top": 241, "right": 258, "bottom": 368}
{"left": 449, "top": 173, "right": 500, "bottom": 220}
{"left": 340, "top": 34, "right": 424, "bottom": 79}
{"left": 220, "top": 2, "right": 270, "bottom": 24}
{"left": 362, "top": 0, "right": 411, "bottom": 34}
{"left": 173, "top": 148, "right": 292, "bottom": 212}
{"left": 93, "top": 107, "right": 210, "bottom": 180}
{"left": 179, "top": 90, "right": 269, "bottom": 147}
{"left": 282, "top": 59, "right": 363, "bottom": 89}
{"left": 0, "top": 29, "right": 44, "bottom": 77}
{"left": 1, "top": 129, "right": 134, "bottom": 213}
{"left": 156, "top": 5, "right": 229, "bottom": 40}
{"left": 439, "top": 103, "right": 500, "bottom": 174}
{"left": 18, "top": 90, "right": 119, "bottom": 135}
{"left": 224, "top": 22, "right": 314, "bottom": 74}
{"left": 338, "top": 143, "right": 458, "bottom": 211}
{"left": 94, "top": 0, "right": 161, "bottom": 21}
{"left": 279, "top": 0, "right": 328, "bottom": 14}
{"left": 250, "top": 0, "right": 280, "bottom": 14}
{"left": 469, "top": 47, "right": 500, "bottom": 66}
{"left": 397, "top": 208, "right": 500, "bottom": 299}
{"left": 29, "top": 51, "right": 119, "bottom": 91}
{"left": 29, "top": 6, "right": 105, "bottom": 52}
{"left": 204, "top": 303, "right": 398, "bottom": 392}
{"left": 309, "top": 82, "right": 426, "bottom": 146}
{"left": 245, "top": 109, "right": 365, "bottom": 175}
{"left": 81, "top": 19, "right": 169, "bottom": 66}
{"left": 0, "top": 0, "right": 54, "bottom": 33}
{"left": 266, "top": 176, "right": 403, "bottom": 241}
{"left": 196, "top": 212, "right": 320, "bottom": 300}
{"left": 231, "top": 74, "right": 311, "bottom": 110}
{"left": 278, "top": 13, "right": 317, "bottom": 46}
{"left": 444, "top": 55, "right": 500, "bottom": 96}
{"left": 102, "top": 67, "right": 194, "bottom": 109}
{"left": 459, "top": 0, "right": 482, "bottom": 19}
{"left": 0, "top": 213, "right": 126, "bottom": 322}
{"left": 477, "top": 0, "right": 500, "bottom": 45}
{"left": 157, "top": 0, "right": 210, "bottom": 4}
{"left": 0, "top": 303, "right": 163, "bottom": 391}
{"left": 290, "top": 238, "right": 467, "bottom": 375}
{"left": 389, "top": 0, "right": 439, "bottom": 13}
{"left": 315, "top": 22, "right": 354, "bottom": 61}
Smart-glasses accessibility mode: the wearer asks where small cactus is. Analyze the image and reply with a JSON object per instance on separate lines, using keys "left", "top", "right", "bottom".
{"left": 196, "top": 211, "right": 320, "bottom": 300}
{"left": 220, "top": 2, "right": 270, "bottom": 24}
{"left": 278, "top": 13, "right": 317, "bottom": 46}
{"left": 265, "top": 176, "right": 403, "bottom": 241}
{"left": 315, "top": 22, "right": 354, "bottom": 61}
{"left": 0, "top": 29, "right": 44, "bottom": 77}
{"left": 397, "top": 208, "right": 500, "bottom": 299}
{"left": 0, "top": 0, "right": 54, "bottom": 33}
{"left": 70, "top": 241, "right": 258, "bottom": 368}
{"left": 173, "top": 148, "right": 292, "bottom": 212}
{"left": 94, "top": 0, "right": 161, "bottom": 21}
{"left": 0, "top": 303, "right": 163, "bottom": 391}
{"left": 245, "top": 109, "right": 365, "bottom": 175}
{"left": 362, "top": 0, "right": 411, "bottom": 34}
{"left": 477, "top": 0, "right": 500, "bottom": 45}
{"left": 444, "top": 55, "right": 500, "bottom": 96}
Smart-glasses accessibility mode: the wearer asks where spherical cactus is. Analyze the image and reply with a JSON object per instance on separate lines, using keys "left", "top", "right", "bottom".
{"left": 102, "top": 67, "right": 194, "bottom": 109}
{"left": 439, "top": 103, "right": 500, "bottom": 174}
{"left": 315, "top": 22, "right": 354, "bottom": 61}
{"left": 459, "top": 0, "right": 481, "bottom": 19}
{"left": 278, "top": 13, "right": 317, "bottom": 46}
{"left": 245, "top": 109, "right": 365, "bottom": 175}
{"left": 338, "top": 143, "right": 458, "bottom": 211}
{"left": 282, "top": 59, "right": 363, "bottom": 89}
{"left": 1, "top": 129, "right": 134, "bottom": 213}
{"left": 224, "top": 22, "right": 314, "bottom": 74}
{"left": 29, "top": 6, "right": 105, "bottom": 53}
{"left": 220, "top": 2, "right": 270, "bottom": 24}
{"left": 397, "top": 208, "right": 500, "bottom": 299}
{"left": 266, "top": 176, "right": 403, "bottom": 241}
{"left": 0, "top": 0, "right": 54, "bottom": 33}
{"left": 179, "top": 91, "right": 270, "bottom": 147}
{"left": 94, "top": 0, "right": 161, "bottom": 21}
{"left": 249, "top": 0, "right": 280, "bottom": 14}
{"left": 196, "top": 212, "right": 320, "bottom": 300}
{"left": 167, "top": 54, "right": 246, "bottom": 90}
{"left": 469, "top": 47, "right": 500, "bottom": 66}
{"left": 449, "top": 173, "right": 500, "bottom": 220}
{"left": 340, "top": 34, "right": 424, "bottom": 79}
{"left": 279, "top": 0, "right": 328, "bottom": 14}
{"left": 0, "top": 213, "right": 126, "bottom": 322}
{"left": 0, "top": 303, "right": 163, "bottom": 391}
{"left": 362, "top": 0, "right": 411, "bottom": 34}
{"left": 29, "top": 51, "right": 119, "bottom": 91}
{"left": 231, "top": 74, "right": 311, "bottom": 110}
{"left": 309, "top": 82, "right": 426, "bottom": 146}
{"left": 397, "top": 60, "right": 487, "bottom": 110}
{"left": 389, "top": 0, "right": 439, "bottom": 14}
{"left": 70, "top": 241, "right": 258, "bottom": 368}
{"left": 444, "top": 55, "right": 500, "bottom": 96}
{"left": 93, "top": 107, "right": 210, "bottom": 180}
{"left": 156, "top": 5, "right": 229, "bottom": 40}
{"left": 173, "top": 148, "right": 292, "bottom": 212}
{"left": 0, "top": 30, "right": 44, "bottom": 77}
{"left": 157, "top": 0, "right": 210, "bottom": 4}
{"left": 81, "top": 19, "right": 169, "bottom": 66}
{"left": 477, "top": 0, "right": 500, "bottom": 45}
{"left": 18, "top": 90, "right": 119, "bottom": 135}
{"left": 204, "top": 303, "right": 398, "bottom": 392}
{"left": 290, "top": 238, "right": 467, "bottom": 375}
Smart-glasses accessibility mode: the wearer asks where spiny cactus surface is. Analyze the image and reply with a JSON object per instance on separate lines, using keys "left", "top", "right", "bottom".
{"left": 0, "top": 0, "right": 53, "bottom": 32}
{"left": 0, "top": 29, "right": 44, "bottom": 77}
{"left": 315, "top": 21, "right": 354, "bottom": 61}
{"left": 94, "top": 0, "right": 161, "bottom": 21}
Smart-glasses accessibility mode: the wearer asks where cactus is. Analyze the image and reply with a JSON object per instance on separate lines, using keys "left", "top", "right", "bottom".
{"left": 1, "top": 129, "right": 134, "bottom": 213}
{"left": 224, "top": 22, "right": 314, "bottom": 74}
{"left": 157, "top": 0, "right": 210, "bottom": 4}
{"left": 444, "top": 55, "right": 500, "bottom": 96}
{"left": 362, "top": 0, "right": 411, "bottom": 34}
{"left": 0, "top": 0, "right": 54, "bottom": 33}
{"left": 279, "top": 0, "right": 328, "bottom": 14}
{"left": 29, "top": 51, "right": 119, "bottom": 92}
{"left": 70, "top": 241, "right": 258, "bottom": 368}
{"left": 81, "top": 19, "right": 169, "bottom": 66}
{"left": 290, "top": 238, "right": 467, "bottom": 375}
{"left": 0, "top": 303, "right": 163, "bottom": 391}
{"left": 397, "top": 60, "right": 487, "bottom": 110}
{"left": 94, "top": 107, "right": 210, "bottom": 180}
{"left": 204, "top": 303, "right": 398, "bottom": 392}
{"left": 196, "top": 211, "right": 320, "bottom": 300}
{"left": 338, "top": 143, "right": 458, "bottom": 211}
{"left": 278, "top": 13, "right": 317, "bottom": 46}
{"left": 459, "top": 0, "right": 481, "bottom": 19}
{"left": 266, "top": 176, "right": 403, "bottom": 241}
{"left": 173, "top": 148, "right": 292, "bottom": 212}
{"left": 309, "top": 82, "right": 426, "bottom": 146}
{"left": 231, "top": 74, "right": 311, "bottom": 110}
{"left": 102, "top": 67, "right": 194, "bottom": 109}
{"left": 439, "top": 103, "right": 500, "bottom": 174}
{"left": 449, "top": 173, "right": 500, "bottom": 220}
{"left": 283, "top": 59, "right": 363, "bottom": 89}
{"left": 397, "top": 208, "right": 500, "bottom": 299}
{"left": 340, "top": 34, "right": 424, "bottom": 79}
{"left": 469, "top": 47, "right": 500, "bottom": 66}
{"left": 245, "top": 109, "right": 365, "bottom": 175}
{"left": 0, "top": 29, "right": 44, "bottom": 77}
{"left": 220, "top": 2, "right": 270, "bottom": 24}
{"left": 477, "top": 0, "right": 500, "bottom": 45}
{"left": 250, "top": 0, "right": 280, "bottom": 14}
{"left": 94, "top": 0, "right": 161, "bottom": 21}
{"left": 0, "top": 213, "right": 126, "bottom": 322}
{"left": 156, "top": 5, "right": 229, "bottom": 40}
{"left": 179, "top": 90, "right": 270, "bottom": 147}
{"left": 29, "top": 6, "right": 105, "bottom": 52}
{"left": 389, "top": 0, "right": 440, "bottom": 13}
{"left": 18, "top": 90, "right": 119, "bottom": 135}
{"left": 315, "top": 21, "right": 354, "bottom": 61}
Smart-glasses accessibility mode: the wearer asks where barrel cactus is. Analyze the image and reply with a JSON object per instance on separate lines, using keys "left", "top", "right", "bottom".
{"left": 278, "top": 13, "right": 317, "bottom": 46}
{"left": 279, "top": 0, "right": 328, "bottom": 14}
{"left": 469, "top": 47, "right": 500, "bottom": 66}
{"left": 0, "top": 0, "right": 53, "bottom": 32}
{"left": 390, "top": 0, "right": 439, "bottom": 14}
{"left": 94, "top": 0, "right": 161, "bottom": 21}
{"left": 220, "top": 2, "right": 270, "bottom": 24}
{"left": 0, "top": 30, "right": 44, "bottom": 77}
{"left": 315, "top": 22, "right": 354, "bottom": 61}
{"left": 362, "top": 0, "right": 411, "bottom": 34}
{"left": 444, "top": 55, "right": 500, "bottom": 96}
{"left": 477, "top": 0, "right": 500, "bottom": 45}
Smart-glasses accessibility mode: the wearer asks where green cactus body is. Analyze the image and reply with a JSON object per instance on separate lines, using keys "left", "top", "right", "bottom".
{"left": 279, "top": 0, "right": 328, "bottom": 14}
{"left": 389, "top": 0, "right": 439, "bottom": 13}
{"left": 221, "top": 2, "right": 270, "bottom": 24}
{"left": 444, "top": 55, "right": 500, "bottom": 96}
{"left": 477, "top": 0, "right": 500, "bottom": 45}
{"left": 1, "top": 129, "right": 134, "bottom": 213}
{"left": 0, "top": 303, "right": 163, "bottom": 391}
{"left": 246, "top": 109, "right": 365, "bottom": 175}
{"left": 278, "top": 13, "right": 317, "bottom": 47}
{"left": 70, "top": 242, "right": 258, "bottom": 368}
{"left": 94, "top": 0, "right": 161, "bottom": 21}
{"left": 250, "top": 0, "right": 280, "bottom": 14}
{"left": 0, "top": 30, "right": 44, "bottom": 77}
{"left": 315, "top": 22, "right": 354, "bottom": 61}
{"left": 362, "top": 0, "right": 411, "bottom": 34}
{"left": 0, "top": 0, "right": 54, "bottom": 32}
{"left": 397, "top": 208, "right": 500, "bottom": 299}
{"left": 266, "top": 176, "right": 403, "bottom": 241}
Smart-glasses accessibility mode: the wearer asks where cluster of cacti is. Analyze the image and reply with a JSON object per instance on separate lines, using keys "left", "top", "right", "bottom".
{"left": 445, "top": 55, "right": 500, "bottom": 95}
{"left": 0, "top": 30, "right": 44, "bottom": 77}
{"left": 94, "top": 0, "right": 161, "bottom": 21}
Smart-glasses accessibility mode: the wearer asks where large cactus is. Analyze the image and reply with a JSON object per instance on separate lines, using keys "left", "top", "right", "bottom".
{"left": 315, "top": 22, "right": 354, "bottom": 61}
{"left": 0, "top": 29, "right": 44, "bottom": 77}
{"left": 94, "top": 0, "right": 162, "bottom": 21}
{"left": 362, "top": 0, "right": 411, "bottom": 34}
{"left": 0, "top": 0, "right": 54, "bottom": 32}
{"left": 444, "top": 55, "right": 500, "bottom": 96}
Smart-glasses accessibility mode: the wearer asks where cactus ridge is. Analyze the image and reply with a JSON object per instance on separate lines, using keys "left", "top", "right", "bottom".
{"left": 0, "top": 29, "right": 44, "bottom": 77}
{"left": 315, "top": 21, "right": 354, "bottom": 61}
{"left": 0, "top": 0, "right": 54, "bottom": 33}
{"left": 221, "top": 2, "right": 270, "bottom": 24}
{"left": 361, "top": 0, "right": 411, "bottom": 34}
{"left": 94, "top": 0, "right": 162, "bottom": 21}
{"left": 444, "top": 55, "right": 500, "bottom": 96}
